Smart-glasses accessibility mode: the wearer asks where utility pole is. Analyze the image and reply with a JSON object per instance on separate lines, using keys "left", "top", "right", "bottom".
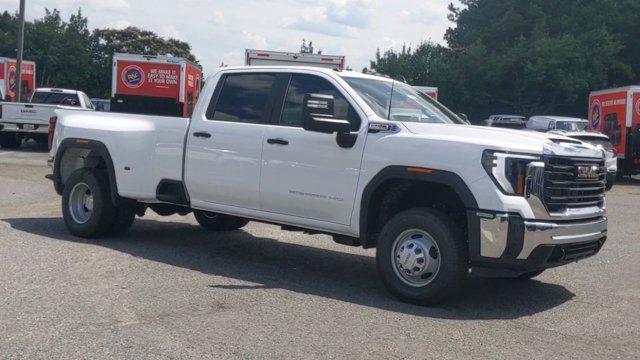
{"left": 16, "top": 0, "right": 26, "bottom": 102}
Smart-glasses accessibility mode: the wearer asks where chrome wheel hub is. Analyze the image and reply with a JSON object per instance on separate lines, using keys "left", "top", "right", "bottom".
{"left": 69, "top": 182, "right": 93, "bottom": 224}
{"left": 392, "top": 229, "right": 441, "bottom": 287}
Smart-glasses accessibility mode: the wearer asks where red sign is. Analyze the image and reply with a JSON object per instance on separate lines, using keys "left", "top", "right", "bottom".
{"left": 116, "top": 61, "right": 181, "bottom": 99}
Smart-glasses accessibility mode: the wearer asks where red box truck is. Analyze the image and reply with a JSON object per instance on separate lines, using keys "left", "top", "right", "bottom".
{"left": 589, "top": 86, "right": 640, "bottom": 176}
{"left": 111, "top": 53, "right": 202, "bottom": 117}
{"left": 0, "top": 57, "right": 36, "bottom": 102}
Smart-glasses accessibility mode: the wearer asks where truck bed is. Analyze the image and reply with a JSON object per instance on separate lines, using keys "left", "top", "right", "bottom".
{"left": 51, "top": 110, "right": 189, "bottom": 201}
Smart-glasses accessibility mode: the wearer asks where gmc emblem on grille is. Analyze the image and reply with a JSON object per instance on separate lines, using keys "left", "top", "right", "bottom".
{"left": 577, "top": 165, "right": 599, "bottom": 179}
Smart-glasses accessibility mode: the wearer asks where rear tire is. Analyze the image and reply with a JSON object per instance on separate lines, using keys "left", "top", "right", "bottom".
{"left": 0, "top": 133, "right": 21, "bottom": 149}
{"left": 62, "top": 168, "right": 135, "bottom": 238}
{"left": 107, "top": 204, "right": 136, "bottom": 236}
{"left": 193, "top": 210, "right": 249, "bottom": 231}
{"left": 376, "top": 208, "right": 468, "bottom": 306}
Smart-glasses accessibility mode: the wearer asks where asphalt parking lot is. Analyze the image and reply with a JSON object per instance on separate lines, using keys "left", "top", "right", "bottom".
{"left": 0, "top": 144, "right": 639, "bottom": 359}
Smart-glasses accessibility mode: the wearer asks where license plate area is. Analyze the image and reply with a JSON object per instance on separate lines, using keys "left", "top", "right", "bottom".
{"left": 23, "top": 124, "right": 36, "bottom": 131}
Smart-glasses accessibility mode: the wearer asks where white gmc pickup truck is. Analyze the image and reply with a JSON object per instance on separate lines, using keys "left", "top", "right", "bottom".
{"left": 49, "top": 66, "right": 608, "bottom": 304}
{"left": 0, "top": 88, "right": 93, "bottom": 148}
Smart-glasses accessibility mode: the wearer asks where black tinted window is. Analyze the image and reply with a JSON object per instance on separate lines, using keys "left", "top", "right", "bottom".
{"left": 31, "top": 92, "right": 80, "bottom": 106}
{"left": 212, "top": 74, "right": 276, "bottom": 124}
{"left": 281, "top": 74, "right": 359, "bottom": 130}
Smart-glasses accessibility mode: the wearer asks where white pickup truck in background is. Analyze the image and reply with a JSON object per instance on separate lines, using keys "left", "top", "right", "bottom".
{"left": 0, "top": 88, "right": 94, "bottom": 149}
{"left": 49, "top": 66, "right": 608, "bottom": 305}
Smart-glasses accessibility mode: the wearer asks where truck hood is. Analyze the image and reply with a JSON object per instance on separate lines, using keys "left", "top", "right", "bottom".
{"left": 402, "top": 123, "right": 605, "bottom": 159}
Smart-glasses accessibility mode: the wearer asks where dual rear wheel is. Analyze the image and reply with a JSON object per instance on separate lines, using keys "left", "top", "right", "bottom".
{"left": 62, "top": 168, "right": 135, "bottom": 238}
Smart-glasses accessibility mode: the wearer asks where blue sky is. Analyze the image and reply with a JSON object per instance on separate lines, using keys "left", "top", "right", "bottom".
{"left": 0, "top": 0, "right": 454, "bottom": 74}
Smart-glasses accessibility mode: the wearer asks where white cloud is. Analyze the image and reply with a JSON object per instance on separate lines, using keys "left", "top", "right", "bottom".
{"left": 158, "top": 25, "right": 185, "bottom": 40}
{"left": 84, "top": 0, "right": 130, "bottom": 12}
{"left": 241, "top": 31, "right": 268, "bottom": 49}
{"left": 284, "top": 5, "right": 361, "bottom": 38}
{"left": 326, "top": 0, "right": 373, "bottom": 28}
{"left": 7, "top": 0, "right": 454, "bottom": 73}
{"left": 210, "top": 11, "right": 225, "bottom": 25}
{"left": 106, "top": 19, "right": 132, "bottom": 30}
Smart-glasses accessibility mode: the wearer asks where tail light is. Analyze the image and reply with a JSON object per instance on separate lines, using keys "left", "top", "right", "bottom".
{"left": 48, "top": 116, "right": 57, "bottom": 150}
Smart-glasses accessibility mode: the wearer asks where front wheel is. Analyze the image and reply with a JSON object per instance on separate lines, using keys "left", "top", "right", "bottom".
{"left": 193, "top": 210, "right": 249, "bottom": 231}
{"left": 605, "top": 179, "right": 614, "bottom": 191}
{"left": 376, "top": 208, "right": 468, "bottom": 305}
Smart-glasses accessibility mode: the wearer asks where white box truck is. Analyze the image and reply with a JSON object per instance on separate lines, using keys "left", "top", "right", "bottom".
{"left": 245, "top": 49, "right": 345, "bottom": 70}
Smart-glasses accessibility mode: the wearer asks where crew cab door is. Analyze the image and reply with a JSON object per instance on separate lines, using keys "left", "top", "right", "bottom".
{"left": 185, "top": 72, "right": 280, "bottom": 211}
{"left": 260, "top": 73, "right": 366, "bottom": 226}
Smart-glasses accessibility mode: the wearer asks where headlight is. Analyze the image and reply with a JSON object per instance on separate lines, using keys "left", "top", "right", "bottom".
{"left": 481, "top": 150, "right": 541, "bottom": 196}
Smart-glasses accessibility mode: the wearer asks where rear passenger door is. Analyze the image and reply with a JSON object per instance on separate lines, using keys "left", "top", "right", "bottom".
{"left": 260, "top": 73, "right": 366, "bottom": 226}
{"left": 185, "top": 72, "right": 282, "bottom": 211}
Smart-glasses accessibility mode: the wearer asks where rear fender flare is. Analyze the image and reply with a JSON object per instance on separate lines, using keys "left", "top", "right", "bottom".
{"left": 53, "top": 138, "right": 120, "bottom": 205}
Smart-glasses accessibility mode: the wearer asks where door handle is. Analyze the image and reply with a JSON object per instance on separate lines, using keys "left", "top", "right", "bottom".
{"left": 193, "top": 131, "right": 211, "bottom": 139}
{"left": 267, "top": 138, "right": 289, "bottom": 145}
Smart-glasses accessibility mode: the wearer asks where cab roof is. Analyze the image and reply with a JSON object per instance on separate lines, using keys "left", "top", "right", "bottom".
{"left": 214, "top": 66, "right": 394, "bottom": 83}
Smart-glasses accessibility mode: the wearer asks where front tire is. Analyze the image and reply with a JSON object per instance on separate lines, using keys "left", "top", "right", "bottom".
{"left": 376, "top": 208, "right": 468, "bottom": 305}
{"left": 193, "top": 210, "right": 249, "bottom": 231}
{"left": 62, "top": 168, "right": 135, "bottom": 238}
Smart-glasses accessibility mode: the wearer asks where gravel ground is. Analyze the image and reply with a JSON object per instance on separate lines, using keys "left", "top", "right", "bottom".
{"left": 0, "top": 151, "right": 638, "bottom": 359}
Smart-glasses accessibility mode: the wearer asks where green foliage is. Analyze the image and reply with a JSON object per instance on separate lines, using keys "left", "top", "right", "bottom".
{"left": 0, "top": 9, "right": 198, "bottom": 99}
{"left": 370, "top": 0, "right": 639, "bottom": 122}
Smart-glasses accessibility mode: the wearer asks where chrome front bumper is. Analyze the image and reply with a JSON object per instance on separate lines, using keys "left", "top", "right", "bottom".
{"left": 518, "top": 217, "right": 607, "bottom": 259}
{"left": 471, "top": 211, "right": 607, "bottom": 272}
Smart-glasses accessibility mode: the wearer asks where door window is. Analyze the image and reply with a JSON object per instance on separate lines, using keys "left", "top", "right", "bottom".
{"left": 210, "top": 73, "right": 277, "bottom": 124}
{"left": 280, "top": 74, "right": 360, "bottom": 130}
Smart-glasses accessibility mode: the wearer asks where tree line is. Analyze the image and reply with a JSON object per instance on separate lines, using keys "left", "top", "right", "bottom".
{"left": 0, "top": 9, "right": 197, "bottom": 99}
{"left": 369, "top": 0, "right": 640, "bottom": 122}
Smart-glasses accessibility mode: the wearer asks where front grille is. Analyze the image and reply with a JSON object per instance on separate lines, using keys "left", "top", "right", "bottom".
{"left": 548, "top": 237, "right": 606, "bottom": 263}
{"left": 543, "top": 156, "right": 606, "bottom": 212}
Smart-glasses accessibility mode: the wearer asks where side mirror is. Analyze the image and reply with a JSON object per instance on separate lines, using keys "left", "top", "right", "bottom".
{"left": 303, "top": 94, "right": 351, "bottom": 134}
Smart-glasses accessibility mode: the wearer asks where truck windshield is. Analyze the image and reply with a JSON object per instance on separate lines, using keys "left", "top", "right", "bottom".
{"left": 340, "top": 76, "right": 464, "bottom": 124}
{"left": 31, "top": 92, "right": 81, "bottom": 107}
